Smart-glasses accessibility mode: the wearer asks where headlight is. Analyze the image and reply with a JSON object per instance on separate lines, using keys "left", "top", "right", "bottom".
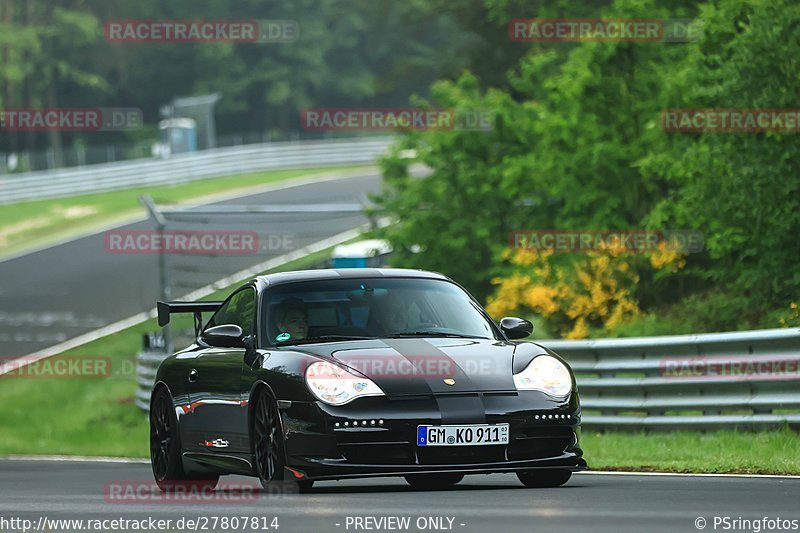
{"left": 513, "top": 355, "right": 572, "bottom": 396}
{"left": 305, "top": 361, "right": 385, "bottom": 406}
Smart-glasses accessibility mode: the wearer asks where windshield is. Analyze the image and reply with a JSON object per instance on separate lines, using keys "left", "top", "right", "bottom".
{"left": 262, "top": 278, "right": 499, "bottom": 345}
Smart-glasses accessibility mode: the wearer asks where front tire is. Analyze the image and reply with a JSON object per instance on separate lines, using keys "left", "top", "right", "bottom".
{"left": 516, "top": 469, "right": 572, "bottom": 488}
{"left": 404, "top": 473, "right": 464, "bottom": 489}
{"left": 252, "top": 392, "right": 313, "bottom": 493}
{"left": 150, "top": 388, "right": 219, "bottom": 492}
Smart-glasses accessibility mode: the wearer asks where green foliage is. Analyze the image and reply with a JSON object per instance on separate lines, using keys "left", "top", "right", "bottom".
{"left": 371, "top": 73, "right": 528, "bottom": 299}
{"left": 609, "top": 289, "right": 759, "bottom": 337}
{"left": 1, "top": 0, "right": 798, "bottom": 332}
{"left": 375, "top": 0, "right": 799, "bottom": 329}
{"left": 1, "top": 0, "right": 495, "bottom": 152}
{"left": 644, "top": 0, "right": 800, "bottom": 303}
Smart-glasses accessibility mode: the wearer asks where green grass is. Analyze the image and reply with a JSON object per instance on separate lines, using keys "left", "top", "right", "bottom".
{"left": 0, "top": 164, "right": 369, "bottom": 258}
{"left": 582, "top": 428, "right": 800, "bottom": 475}
{"left": 0, "top": 243, "right": 349, "bottom": 458}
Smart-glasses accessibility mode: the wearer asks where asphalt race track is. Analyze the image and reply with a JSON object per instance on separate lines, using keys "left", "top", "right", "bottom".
{"left": 0, "top": 459, "right": 798, "bottom": 533}
{"left": 0, "top": 170, "right": 381, "bottom": 357}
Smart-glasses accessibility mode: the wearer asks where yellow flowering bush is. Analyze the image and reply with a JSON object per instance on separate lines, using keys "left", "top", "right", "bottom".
{"left": 486, "top": 242, "right": 686, "bottom": 339}
{"left": 778, "top": 303, "right": 800, "bottom": 327}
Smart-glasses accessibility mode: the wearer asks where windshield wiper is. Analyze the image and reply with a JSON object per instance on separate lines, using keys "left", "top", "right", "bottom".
{"left": 275, "top": 335, "right": 374, "bottom": 346}
{"left": 387, "top": 331, "right": 489, "bottom": 340}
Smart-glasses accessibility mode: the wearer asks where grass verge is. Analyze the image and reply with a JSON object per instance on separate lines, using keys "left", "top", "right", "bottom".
{"left": 581, "top": 428, "right": 800, "bottom": 475}
{"left": 0, "top": 164, "right": 370, "bottom": 259}
{"left": 0, "top": 244, "right": 346, "bottom": 458}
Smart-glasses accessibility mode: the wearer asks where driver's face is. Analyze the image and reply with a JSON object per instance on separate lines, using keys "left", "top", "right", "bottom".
{"left": 279, "top": 309, "right": 308, "bottom": 339}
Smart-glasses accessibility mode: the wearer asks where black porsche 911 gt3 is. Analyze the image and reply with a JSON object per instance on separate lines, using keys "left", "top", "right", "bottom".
{"left": 150, "top": 268, "right": 586, "bottom": 492}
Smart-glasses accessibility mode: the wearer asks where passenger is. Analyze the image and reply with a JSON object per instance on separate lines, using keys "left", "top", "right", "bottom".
{"left": 372, "top": 294, "right": 409, "bottom": 334}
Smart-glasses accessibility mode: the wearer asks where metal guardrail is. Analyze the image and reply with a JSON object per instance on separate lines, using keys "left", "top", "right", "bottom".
{"left": 0, "top": 136, "right": 393, "bottom": 205}
{"left": 541, "top": 328, "right": 800, "bottom": 429}
{"left": 136, "top": 349, "right": 166, "bottom": 410}
{"left": 136, "top": 327, "right": 800, "bottom": 430}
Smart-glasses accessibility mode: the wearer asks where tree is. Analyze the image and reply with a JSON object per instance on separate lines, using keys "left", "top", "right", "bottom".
{"left": 644, "top": 0, "right": 800, "bottom": 306}
{"left": 373, "top": 0, "right": 700, "bottom": 300}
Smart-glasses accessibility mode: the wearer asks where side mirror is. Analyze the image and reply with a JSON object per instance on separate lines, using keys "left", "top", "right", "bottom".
{"left": 499, "top": 317, "right": 534, "bottom": 340}
{"left": 200, "top": 324, "right": 246, "bottom": 348}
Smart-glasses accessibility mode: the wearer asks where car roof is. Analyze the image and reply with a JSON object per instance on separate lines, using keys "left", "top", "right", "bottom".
{"left": 255, "top": 268, "right": 449, "bottom": 287}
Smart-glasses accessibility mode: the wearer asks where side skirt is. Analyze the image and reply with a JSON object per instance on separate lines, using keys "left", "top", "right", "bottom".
{"left": 182, "top": 452, "right": 255, "bottom": 476}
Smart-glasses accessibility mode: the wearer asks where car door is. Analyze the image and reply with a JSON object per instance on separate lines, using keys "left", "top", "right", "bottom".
{"left": 186, "top": 286, "right": 256, "bottom": 455}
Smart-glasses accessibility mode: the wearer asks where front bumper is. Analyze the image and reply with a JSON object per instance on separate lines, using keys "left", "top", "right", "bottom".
{"left": 279, "top": 391, "right": 585, "bottom": 481}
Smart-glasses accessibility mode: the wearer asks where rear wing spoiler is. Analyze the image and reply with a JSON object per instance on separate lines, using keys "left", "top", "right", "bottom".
{"left": 157, "top": 300, "right": 223, "bottom": 337}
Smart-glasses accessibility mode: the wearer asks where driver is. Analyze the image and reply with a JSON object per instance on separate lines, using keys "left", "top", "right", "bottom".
{"left": 275, "top": 297, "right": 308, "bottom": 340}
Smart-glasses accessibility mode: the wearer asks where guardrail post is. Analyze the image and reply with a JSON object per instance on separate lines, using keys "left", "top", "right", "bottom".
{"left": 598, "top": 368, "right": 615, "bottom": 417}
{"left": 139, "top": 195, "right": 172, "bottom": 355}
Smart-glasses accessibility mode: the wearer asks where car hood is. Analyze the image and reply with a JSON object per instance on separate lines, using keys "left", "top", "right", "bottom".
{"left": 291, "top": 338, "right": 547, "bottom": 396}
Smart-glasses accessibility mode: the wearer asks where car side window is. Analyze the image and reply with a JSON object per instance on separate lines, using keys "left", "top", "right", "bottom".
{"left": 206, "top": 287, "right": 256, "bottom": 337}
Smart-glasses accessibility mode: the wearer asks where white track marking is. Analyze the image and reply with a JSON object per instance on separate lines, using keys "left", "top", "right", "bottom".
{"left": 576, "top": 470, "right": 800, "bottom": 479}
{"left": 3, "top": 455, "right": 149, "bottom": 464}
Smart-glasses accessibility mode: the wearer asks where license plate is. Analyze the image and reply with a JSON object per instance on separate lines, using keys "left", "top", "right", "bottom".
{"left": 416, "top": 424, "right": 509, "bottom": 447}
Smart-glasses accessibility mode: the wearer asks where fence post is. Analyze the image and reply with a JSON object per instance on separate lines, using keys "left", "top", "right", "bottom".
{"left": 139, "top": 194, "right": 172, "bottom": 354}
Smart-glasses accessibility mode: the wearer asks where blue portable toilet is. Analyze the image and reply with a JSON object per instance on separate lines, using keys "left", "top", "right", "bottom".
{"left": 159, "top": 118, "right": 198, "bottom": 155}
{"left": 331, "top": 239, "right": 392, "bottom": 268}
